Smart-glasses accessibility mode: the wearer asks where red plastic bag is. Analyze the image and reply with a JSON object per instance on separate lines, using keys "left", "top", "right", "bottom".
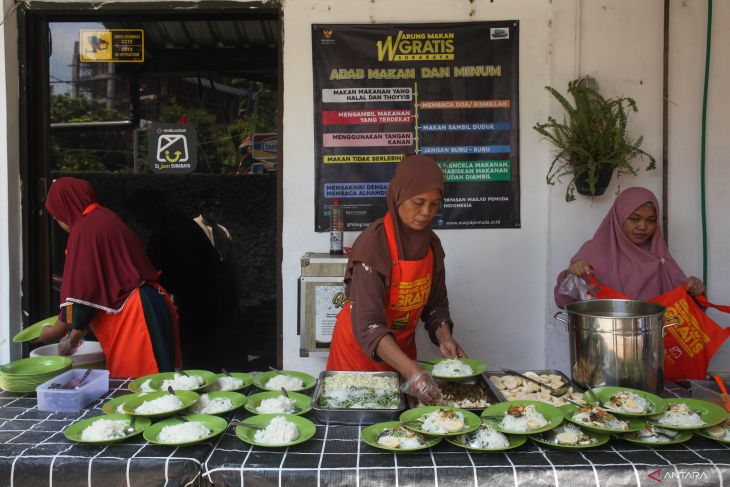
{"left": 587, "top": 276, "right": 730, "bottom": 380}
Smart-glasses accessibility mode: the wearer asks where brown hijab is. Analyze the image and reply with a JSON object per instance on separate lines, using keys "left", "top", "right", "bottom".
{"left": 345, "top": 155, "right": 446, "bottom": 287}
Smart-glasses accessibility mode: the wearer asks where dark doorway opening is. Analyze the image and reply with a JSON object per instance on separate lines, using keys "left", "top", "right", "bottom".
{"left": 19, "top": 4, "right": 281, "bottom": 372}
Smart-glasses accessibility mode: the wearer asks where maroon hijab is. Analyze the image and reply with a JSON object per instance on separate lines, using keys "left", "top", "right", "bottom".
{"left": 346, "top": 155, "right": 446, "bottom": 286}
{"left": 46, "top": 178, "right": 159, "bottom": 312}
{"left": 570, "top": 186, "right": 687, "bottom": 300}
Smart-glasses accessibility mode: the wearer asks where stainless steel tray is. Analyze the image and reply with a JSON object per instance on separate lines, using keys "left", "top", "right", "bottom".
{"left": 484, "top": 369, "right": 584, "bottom": 406}
{"left": 310, "top": 370, "right": 405, "bottom": 425}
{"left": 407, "top": 373, "right": 498, "bottom": 412}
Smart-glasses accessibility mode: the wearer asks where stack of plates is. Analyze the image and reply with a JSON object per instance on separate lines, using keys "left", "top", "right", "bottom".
{"left": 0, "top": 356, "right": 73, "bottom": 393}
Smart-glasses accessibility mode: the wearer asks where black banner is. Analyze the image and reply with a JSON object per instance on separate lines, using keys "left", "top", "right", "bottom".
{"left": 312, "top": 22, "right": 520, "bottom": 231}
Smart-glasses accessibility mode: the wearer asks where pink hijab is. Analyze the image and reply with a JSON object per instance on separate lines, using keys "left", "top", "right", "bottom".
{"left": 561, "top": 187, "right": 687, "bottom": 302}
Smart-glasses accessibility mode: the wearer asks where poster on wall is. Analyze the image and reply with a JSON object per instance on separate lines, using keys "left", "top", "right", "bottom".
{"left": 312, "top": 22, "right": 520, "bottom": 231}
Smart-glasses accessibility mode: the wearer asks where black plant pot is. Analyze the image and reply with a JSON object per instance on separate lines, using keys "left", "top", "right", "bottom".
{"left": 575, "top": 165, "right": 615, "bottom": 196}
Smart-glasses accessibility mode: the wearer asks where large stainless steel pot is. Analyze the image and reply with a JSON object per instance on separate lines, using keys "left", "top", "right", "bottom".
{"left": 554, "top": 299, "right": 679, "bottom": 394}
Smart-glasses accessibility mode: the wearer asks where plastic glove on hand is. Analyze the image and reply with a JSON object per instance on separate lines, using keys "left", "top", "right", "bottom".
{"left": 58, "top": 335, "right": 82, "bottom": 356}
{"left": 401, "top": 370, "right": 444, "bottom": 405}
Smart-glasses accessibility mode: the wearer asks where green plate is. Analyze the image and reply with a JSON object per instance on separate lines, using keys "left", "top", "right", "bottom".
{"left": 204, "top": 372, "right": 253, "bottom": 392}
{"left": 252, "top": 371, "right": 317, "bottom": 392}
{"left": 529, "top": 425, "right": 610, "bottom": 449}
{"left": 584, "top": 386, "right": 668, "bottom": 417}
{"left": 148, "top": 370, "right": 216, "bottom": 392}
{"left": 481, "top": 400, "right": 563, "bottom": 435}
{"left": 618, "top": 428, "right": 693, "bottom": 446}
{"left": 648, "top": 398, "right": 729, "bottom": 430}
{"left": 122, "top": 390, "right": 200, "bottom": 417}
{"left": 128, "top": 373, "right": 159, "bottom": 392}
{"left": 444, "top": 422, "right": 527, "bottom": 451}
{"left": 13, "top": 316, "right": 57, "bottom": 343}
{"left": 64, "top": 414, "right": 151, "bottom": 444}
{"left": 361, "top": 421, "right": 442, "bottom": 451}
{"left": 560, "top": 404, "right": 646, "bottom": 434}
{"left": 0, "top": 356, "right": 72, "bottom": 376}
{"left": 102, "top": 393, "right": 148, "bottom": 415}
{"left": 143, "top": 414, "right": 228, "bottom": 446}
{"left": 399, "top": 406, "right": 481, "bottom": 437}
{"left": 695, "top": 423, "right": 730, "bottom": 444}
{"left": 235, "top": 413, "right": 316, "bottom": 447}
{"left": 187, "top": 391, "right": 247, "bottom": 415}
{"left": 244, "top": 390, "right": 312, "bottom": 416}
{"left": 420, "top": 358, "right": 488, "bottom": 380}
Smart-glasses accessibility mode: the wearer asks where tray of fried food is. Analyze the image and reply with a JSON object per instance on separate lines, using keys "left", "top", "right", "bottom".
{"left": 486, "top": 370, "right": 585, "bottom": 407}
{"left": 413, "top": 375, "right": 496, "bottom": 412}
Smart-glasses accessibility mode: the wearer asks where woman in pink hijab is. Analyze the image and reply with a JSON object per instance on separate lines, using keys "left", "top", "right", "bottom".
{"left": 555, "top": 187, "right": 705, "bottom": 308}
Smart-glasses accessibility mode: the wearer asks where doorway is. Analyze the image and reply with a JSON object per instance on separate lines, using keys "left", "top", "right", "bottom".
{"left": 19, "top": 4, "right": 281, "bottom": 371}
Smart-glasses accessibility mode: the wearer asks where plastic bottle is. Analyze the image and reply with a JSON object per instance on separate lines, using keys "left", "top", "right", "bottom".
{"left": 329, "top": 199, "right": 344, "bottom": 255}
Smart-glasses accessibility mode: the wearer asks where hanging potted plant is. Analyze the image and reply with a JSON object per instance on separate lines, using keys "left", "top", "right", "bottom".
{"left": 533, "top": 79, "right": 656, "bottom": 202}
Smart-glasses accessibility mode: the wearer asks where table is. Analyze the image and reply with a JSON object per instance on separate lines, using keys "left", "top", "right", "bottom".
{"left": 201, "top": 383, "right": 730, "bottom": 487}
{"left": 1, "top": 380, "right": 728, "bottom": 486}
{"left": 0, "top": 379, "right": 211, "bottom": 487}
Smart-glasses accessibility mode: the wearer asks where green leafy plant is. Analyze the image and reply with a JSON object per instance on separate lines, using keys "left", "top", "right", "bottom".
{"left": 533, "top": 80, "right": 656, "bottom": 201}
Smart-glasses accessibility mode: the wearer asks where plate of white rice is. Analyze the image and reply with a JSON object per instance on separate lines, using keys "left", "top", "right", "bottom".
{"left": 421, "top": 358, "right": 487, "bottom": 380}
{"left": 188, "top": 391, "right": 246, "bottom": 415}
{"left": 149, "top": 370, "right": 216, "bottom": 392}
{"left": 447, "top": 422, "right": 527, "bottom": 451}
{"left": 482, "top": 400, "right": 563, "bottom": 435}
{"left": 123, "top": 390, "right": 200, "bottom": 417}
{"left": 649, "top": 398, "right": 727, "bottom": 431}
{"left": 143, "top": 414, "right": 228, "bottom": 446}
{"left": 399, "top": 406, "right": 481, "bottom": 437}
{"left": 361, "top": 421, "right": 441, "bottom": 451}
{"left": 64, "top": 414, "right": 152, "bottom": 444}
{"left": 245, "top": 390, "right": 312, "bottom": 416}
{"left": 253, "top": 371, "right": 316, "bottom": 392}
{"left": 236, "top": 413, "right": 316, "bottom": 447}
{"left": 205, "top": 372, "right": 253, "bottom": 392}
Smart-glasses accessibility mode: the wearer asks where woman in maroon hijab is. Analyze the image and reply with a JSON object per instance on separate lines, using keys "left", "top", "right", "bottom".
{"left": 326, "top": 155, "right": 464, "bottom": 404}
{"left": 555, "top": 187, "right": 705, "bottom": 308}
{"left": 38, "top": 178, "right": 182, "bottom": 377}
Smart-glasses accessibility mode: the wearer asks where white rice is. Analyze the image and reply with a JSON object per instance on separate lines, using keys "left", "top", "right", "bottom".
{"left": 420, "top": 409, "right": 465, "bottom": 434}
{"left": 116, "top": 404, "right": 126, "bottom": 414}
{"left": 432, "top": 359, "right": 474, "bottom": 377}
{"left": 208, "top": 376, "right": 244, "bottom": 391}
{"left": 139, "top": 379, "right": 155, "bottom": 392}
{"left": 157, "top": 422, "right": 211, "bottom": 443}
{"left": 651, "top": 402, "right": 704, "bottom": 427}
{"left": 572, "top": 407, "right": 628, "bottom": 431}
{"left": 253, "top": 416, "right": 299, "bottom": 445}
{"left": 604, "top": 391, "right": 649, "bottom": 414}
{"left": 161, "top": 374, "right": 204, "bottom": 391}
{"left": 81, "top": 419, "right": 129, "bottom": 441}
{"left": 265, "top": 374, "right": 304, "bottom": 391}
{"left": 135, "top": 394, "right": 184, "bottom": 414}
{"left": 189, "top": 394, "right": 233, "bottom": 414}
{"left": 256, "top": 395, "right": 296, "bottom": 414}
{"left": 500, "top": 405, "right": 548, "bottom": 432}
{"left": 461, "top": 424, "right": 510, "bottom": 449}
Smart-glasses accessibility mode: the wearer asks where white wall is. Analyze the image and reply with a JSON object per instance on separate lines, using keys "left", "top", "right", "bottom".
{"left": 0, "top": 0, "right": 21, "bottom": 364}
{"left": 667, "top": 0, "right": 730, "bottom": 372}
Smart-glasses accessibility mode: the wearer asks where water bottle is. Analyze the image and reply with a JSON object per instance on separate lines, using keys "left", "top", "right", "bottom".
{"left": 329, "top": 199, "right": 344, "bottom": 255}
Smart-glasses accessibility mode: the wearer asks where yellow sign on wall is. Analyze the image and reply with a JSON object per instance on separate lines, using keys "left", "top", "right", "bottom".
{"left": 80, "top": 29, "right": 144, "bottom": 63}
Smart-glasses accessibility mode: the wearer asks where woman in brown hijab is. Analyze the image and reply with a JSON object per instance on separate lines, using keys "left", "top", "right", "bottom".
{"left": 326, "top": 155, "right": 464, "bottom": 404}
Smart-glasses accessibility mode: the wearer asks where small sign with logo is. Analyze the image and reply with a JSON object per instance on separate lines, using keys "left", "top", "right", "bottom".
{"left": 148, "top": 123, "right": 198, "bottom": 174}
{"left": 80, "top": 29, "right": 144, "bottom": 63}
{"left": 252, "top": 133, "right": 278, "bottom": 160}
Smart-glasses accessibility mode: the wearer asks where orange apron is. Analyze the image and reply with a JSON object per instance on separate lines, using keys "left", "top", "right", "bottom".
{"left": 326, "top": 212, "right": 433, "bottom": 371}
{"left": 587, "top": 276, "right": 730, "bottom": 380}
